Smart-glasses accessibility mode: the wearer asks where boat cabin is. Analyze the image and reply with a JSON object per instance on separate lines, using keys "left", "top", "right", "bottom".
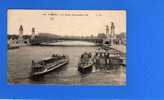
{"left": 31, "top": 60, "right": 45, "bottom": 73}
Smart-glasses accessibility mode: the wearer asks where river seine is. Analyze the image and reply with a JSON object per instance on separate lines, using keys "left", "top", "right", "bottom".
{"left": 8, "top": 41, "right": 126, "bottom": 85}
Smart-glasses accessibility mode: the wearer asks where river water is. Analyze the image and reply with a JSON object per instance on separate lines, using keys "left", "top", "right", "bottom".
{"left": 8, "top": 41, "right": 126, "bottom": 85}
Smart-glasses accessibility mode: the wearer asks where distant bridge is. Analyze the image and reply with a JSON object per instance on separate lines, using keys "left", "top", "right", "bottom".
{"left": 29, "top": 36, "right": 103, "bottom": 45}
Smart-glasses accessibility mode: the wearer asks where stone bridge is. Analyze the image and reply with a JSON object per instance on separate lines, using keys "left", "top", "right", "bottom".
{"left": 29, "top": 36, "right": 103, "bottom": 45}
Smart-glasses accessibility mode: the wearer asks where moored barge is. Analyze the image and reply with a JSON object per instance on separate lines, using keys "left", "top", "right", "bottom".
{"left": 93, "top": 46, "right": 123, "bottom": 70}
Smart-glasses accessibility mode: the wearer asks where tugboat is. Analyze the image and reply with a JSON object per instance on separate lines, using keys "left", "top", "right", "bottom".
{"left": 78, "top": 52, "right": 93, "bottom": 74}
{"left": 30, "top": 54, "right": 69, "bottom": 77}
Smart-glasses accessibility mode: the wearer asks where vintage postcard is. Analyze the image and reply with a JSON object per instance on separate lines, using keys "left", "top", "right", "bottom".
{"left": 8, "top": 10, "right": 126, "bottom": 85}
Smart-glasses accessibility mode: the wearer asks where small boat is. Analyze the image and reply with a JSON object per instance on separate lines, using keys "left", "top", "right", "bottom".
{"left": 78, "top": 52, "right": 93, "bottom": 74}
{"left": 30, "top": 54, "right": 69, "bottom": 77}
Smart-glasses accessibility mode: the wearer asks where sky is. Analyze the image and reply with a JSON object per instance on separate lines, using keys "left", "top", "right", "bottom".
{"left": 8, "top": 10, "right": 126, "bottom": 36}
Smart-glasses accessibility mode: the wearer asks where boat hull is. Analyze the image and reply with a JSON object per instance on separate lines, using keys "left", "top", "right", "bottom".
{"left": 78, "top": 64, "right": 93, "bottom": 74}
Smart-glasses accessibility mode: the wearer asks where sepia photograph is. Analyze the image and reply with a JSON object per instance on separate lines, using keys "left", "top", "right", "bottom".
{"left": 8, "top": 10, "right": 126, "bottom": 85}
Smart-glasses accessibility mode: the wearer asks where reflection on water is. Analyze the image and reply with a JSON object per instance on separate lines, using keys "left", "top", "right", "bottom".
{"left": 8, "top": 41, "right": 126, "bottom": 85}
